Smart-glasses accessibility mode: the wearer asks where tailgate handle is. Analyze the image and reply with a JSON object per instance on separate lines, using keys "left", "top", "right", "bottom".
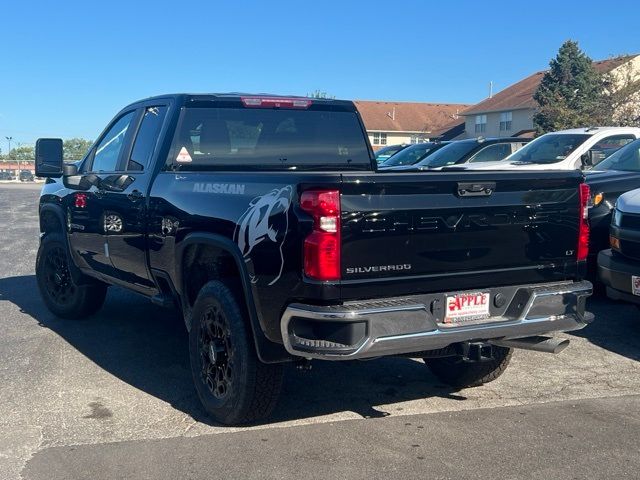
{"left": 457, "top": 182, "right": 496, "bottom": 197}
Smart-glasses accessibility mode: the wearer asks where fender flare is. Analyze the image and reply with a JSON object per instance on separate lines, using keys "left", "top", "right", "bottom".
{"left": 175, "top": 232, "right": 291, "bottom": 364}
{"left": 38, "top": 203, "right": 89, "bottom": 283}
{"left": 39, "top": 203, "right": 67, "bottom": 237}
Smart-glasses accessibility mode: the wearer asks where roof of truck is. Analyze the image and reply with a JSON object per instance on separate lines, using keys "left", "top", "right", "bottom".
{"left": 125, "top": 92, "right": 353, "bottom": 106}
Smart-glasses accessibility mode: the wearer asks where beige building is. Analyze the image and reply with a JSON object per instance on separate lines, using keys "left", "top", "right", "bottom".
{"left": 461, "top": 55, "right": 640, "bottom": 139}
{"left": 354, "top": 100, "right": 470, "bottom": 150}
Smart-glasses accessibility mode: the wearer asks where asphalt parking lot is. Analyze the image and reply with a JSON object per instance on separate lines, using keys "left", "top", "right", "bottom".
{"left": 1, "top": 182, "right": 639, "bottom": 479}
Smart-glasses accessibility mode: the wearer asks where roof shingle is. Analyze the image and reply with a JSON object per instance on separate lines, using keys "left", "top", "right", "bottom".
{"left": 462, "top": 56, "right": 637, "bottom": 116}
{"left": 354, "top": 100, "right": 470, "bottom": 133}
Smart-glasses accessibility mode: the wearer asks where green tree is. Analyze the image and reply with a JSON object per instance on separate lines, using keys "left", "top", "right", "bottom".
{"left": 9, "top": 145, "right": 35, "bottom": 161}
{"left": 63, "top": 138, "right": 93, "bottom": 161}
{"left": 533, "top": 41, "right": 604, "bottom": 133}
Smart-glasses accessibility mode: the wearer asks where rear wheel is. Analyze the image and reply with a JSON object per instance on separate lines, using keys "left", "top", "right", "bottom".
{"left": 424, "top": 346, "right": 513, "bottom": 388}
{"left": 189, "top": 280, "right": 283, "bottom": 425}
{"left": 36, "top": 233, "right": 107, "bottom": 319}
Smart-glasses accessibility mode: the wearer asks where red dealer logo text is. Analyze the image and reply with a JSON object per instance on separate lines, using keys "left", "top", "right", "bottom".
{"left": 448, "top": 293, "right": 487, "bottom": 312}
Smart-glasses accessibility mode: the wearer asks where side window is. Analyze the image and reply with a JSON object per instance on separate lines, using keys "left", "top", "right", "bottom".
{"left": 591, "top": 135, "right": 635, "bottom": 165}
{"left": 90, "top": 111, "right": 136, "bottom": 172}
{"left": 467, "top": 143, "right": 513, "bottom": 163}
{"left": 128, "top": 106, "right": 168, "bottom": 171}
{"left": 606, "top": 143, "right": 640, "bottom": 170}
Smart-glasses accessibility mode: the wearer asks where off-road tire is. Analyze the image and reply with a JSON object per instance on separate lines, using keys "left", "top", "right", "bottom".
{"left": 189, "top": 280, "right": 284, "bottom": 425}
{"left": 424, "top": 346, "right": 513, "bottom": 388}
{"left": 36, "top": 233, "right": 107, "bottom": 319}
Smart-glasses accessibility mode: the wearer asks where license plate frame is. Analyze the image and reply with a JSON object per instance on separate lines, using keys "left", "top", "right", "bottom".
{"left": 444, "top": 292, "right": 491, "bottom": 325}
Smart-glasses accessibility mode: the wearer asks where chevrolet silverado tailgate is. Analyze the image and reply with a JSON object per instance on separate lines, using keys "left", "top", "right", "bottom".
{"left": 340, "top": 171, "right": 584, "bottom": 300}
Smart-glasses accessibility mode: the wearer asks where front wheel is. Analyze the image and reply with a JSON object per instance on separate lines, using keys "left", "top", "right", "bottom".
{"left": 36, "top": 233, "right": 107, "bottom": 319}
{"left": 423, "top": 346, "right": 513, "bottom": 388}
{"left": 189, "top": 280, "right": 284, "bottom": 425}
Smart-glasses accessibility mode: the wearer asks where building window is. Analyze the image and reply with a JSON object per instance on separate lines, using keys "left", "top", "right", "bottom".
{"left": 474, "top": 115, "right": 487, "bottom": 133}
{"left": 410, "top": 134, "right": 427, "bottom": 144}
{"left": 373, "top": 132, "right": 387, "bottom": 145}
{"left": 499, "top": 111, "right": 512, "bottom": 131}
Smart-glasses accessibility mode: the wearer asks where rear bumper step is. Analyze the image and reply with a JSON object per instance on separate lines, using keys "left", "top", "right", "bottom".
{"left": 280, "top": 280, "right": 593, "bottom": 360}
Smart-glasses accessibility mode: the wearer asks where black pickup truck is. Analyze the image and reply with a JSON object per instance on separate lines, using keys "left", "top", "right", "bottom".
{"left": 35, "top": 94, "right": 593, "bottom": 425}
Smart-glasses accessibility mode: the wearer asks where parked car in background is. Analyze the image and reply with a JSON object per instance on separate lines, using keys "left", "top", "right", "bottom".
{"left": 0, "top": 172, "right": 14, "bottom": 180}
{"left": 461, "top": 127, "right": 640, "bottom": 171}
{"left": 374, "top": 144, "right": 410, "bottom": 164}
{"left": 598, "top": 187, "right": 640, "bottom": 305}
{"left": 586, "top": 139, "right": 640, "bottom": 273}
{"left": 378, "top": 142, "right": 449, "bottom": 168}
{"left": 19, "top": 170, "right": 34, "bottom": 182}
{"left": 384, "top": 137, "right": 528, "bottom": 171}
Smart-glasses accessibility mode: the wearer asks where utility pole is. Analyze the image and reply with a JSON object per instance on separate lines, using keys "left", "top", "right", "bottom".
{"left": 15, "top": 142, "right": 22, "bottom": 179}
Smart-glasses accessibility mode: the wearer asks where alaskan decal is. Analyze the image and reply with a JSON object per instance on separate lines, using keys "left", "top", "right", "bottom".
{"left": 234, "top": 186, "right": 292, "bottom": 285}
{"left": 193, "top": 183, "right": 246, "bottom": 194}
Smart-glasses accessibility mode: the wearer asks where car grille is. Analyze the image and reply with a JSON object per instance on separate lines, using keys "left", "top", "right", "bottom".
{"left": 619, "top": 239, "right": 640, "bottom": 261}
{"left": 620, "top": 213, "right": 640, "bottom": 229}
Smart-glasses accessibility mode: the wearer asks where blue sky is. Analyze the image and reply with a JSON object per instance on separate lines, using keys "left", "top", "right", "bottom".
{"left": 1, "top": 0, "right": 638, "bottom": 149}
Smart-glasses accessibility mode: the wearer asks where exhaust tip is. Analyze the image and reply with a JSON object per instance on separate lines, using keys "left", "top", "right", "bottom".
{"left": 550, "top": 338, "right": 570, "bottom": 354}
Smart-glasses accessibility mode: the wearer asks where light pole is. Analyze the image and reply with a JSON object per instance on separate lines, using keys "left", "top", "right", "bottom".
{"left": 15, "top": 142, "right": 22, "bottom": 180}
{"left": 5, "top": 136, "right": 12, "bottom": 178}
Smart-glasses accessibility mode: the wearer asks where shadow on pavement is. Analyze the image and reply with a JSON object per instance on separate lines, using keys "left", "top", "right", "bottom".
{"left": 569, "top": 294, "right": 640, "bottom": 362}
{"left": 0, "top": 274, "right": 466, "bottom": 426}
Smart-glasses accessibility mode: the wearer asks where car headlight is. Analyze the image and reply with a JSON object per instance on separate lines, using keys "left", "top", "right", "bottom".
{"left": 612, "top": 208, "right": 623, "bottom": 227}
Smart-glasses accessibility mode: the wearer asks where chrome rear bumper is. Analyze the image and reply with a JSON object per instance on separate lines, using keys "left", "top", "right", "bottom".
{"left": 280, "top": 280, "right": 593, "bottom": 360}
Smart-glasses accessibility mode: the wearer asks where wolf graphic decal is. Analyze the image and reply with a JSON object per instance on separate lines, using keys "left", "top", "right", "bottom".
{"left": 234, "top": 186, "right": 293, "bottom": 285}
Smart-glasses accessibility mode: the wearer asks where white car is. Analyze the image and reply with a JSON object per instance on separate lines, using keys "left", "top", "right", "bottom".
{"left": 460, "top": 127, "right": 640, "bottom": 171}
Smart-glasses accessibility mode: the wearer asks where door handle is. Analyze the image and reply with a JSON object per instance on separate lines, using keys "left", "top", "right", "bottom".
{"left": 127, "top": 189, "right": 144, "bottom": 202}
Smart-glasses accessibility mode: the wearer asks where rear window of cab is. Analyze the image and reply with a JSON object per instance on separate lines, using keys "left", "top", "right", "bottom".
{"left": 166, "top": 106, "right": 371, "bottom": 171}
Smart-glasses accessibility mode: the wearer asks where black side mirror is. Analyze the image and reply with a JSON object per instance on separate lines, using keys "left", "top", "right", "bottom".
{"left": 63, "top": 163, "right": 78, "bottom": 176}
{"left": 35, "top": 138, "right": 64, "bottom": 177}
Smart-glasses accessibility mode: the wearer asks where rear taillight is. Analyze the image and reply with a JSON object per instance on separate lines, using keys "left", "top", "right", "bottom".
{"left": 578, "top": 183, "right": 590, "bottom": 261}
{"left": 300, "top": 190, "right": 341, "bottom": 281}
{"left": 241, "top": 96, "right": 312, "bottom": 109}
